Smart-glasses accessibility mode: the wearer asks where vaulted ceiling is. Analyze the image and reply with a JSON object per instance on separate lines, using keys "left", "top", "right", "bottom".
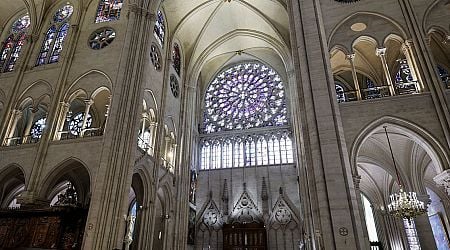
{"left": 162, "top": 0, "right": 291, "bottom": 86}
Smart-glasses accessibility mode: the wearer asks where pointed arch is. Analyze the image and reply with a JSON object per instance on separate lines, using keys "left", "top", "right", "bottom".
{"left": 38, "top": 157, "right": 91, "bottom": 206}
{"left": 350, "top": 116, "right": 450, "bottom": 178}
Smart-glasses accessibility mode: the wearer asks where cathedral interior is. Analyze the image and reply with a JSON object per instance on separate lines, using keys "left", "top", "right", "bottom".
{"left": 0, "top": 0, "right": 449, "bottom": 249}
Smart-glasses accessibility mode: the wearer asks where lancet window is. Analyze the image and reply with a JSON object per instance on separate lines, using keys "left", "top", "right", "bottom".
{"left": 335, "top": 83, "right": 346, "bottom": 103}
{"left": 95, "top": 0, "right": 124, "bottom": 23}
{"left": 69, "top": 112, "right": 92, "bottom": 136}
{"left": 200, "top": 62, "right": 293, "bottom": 170}
{"left": 437, "top": 65, "right": 449, "bottom": 88}
{"left": 0, "top": 15, "right": 30, "bottom": 73}
{"left": 153, "top": 10, "right": 165, "bottom": 48}
{"left": 172, "top": 43, "right": 181, "bottom": 76}
{"left": 36, "top": 5, "right": 73, "bottom": 66}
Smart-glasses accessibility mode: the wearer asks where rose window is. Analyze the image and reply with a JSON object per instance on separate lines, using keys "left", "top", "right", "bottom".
{"left": 150, "top": 44, "right": 162, "bottom": 71}
{"left": 203, "top": 62, "right": 288, "bottom": 133}
{"left": 69, "top": 113, "right": 92, "bottom": 135}
{"left": 89, "top": 28, "right": 116, "bottom": 50}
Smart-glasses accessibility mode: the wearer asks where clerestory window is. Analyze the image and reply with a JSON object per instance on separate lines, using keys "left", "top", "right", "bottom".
{"left": 0, "top": 15, "right": 30, "bottom": 73}
{"left": 199, "top": 62, "right": 294, "bottom": 169}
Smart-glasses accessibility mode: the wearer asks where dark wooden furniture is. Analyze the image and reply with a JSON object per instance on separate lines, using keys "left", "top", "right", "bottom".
{"left": 223, "top": 222, "right": 267, "bottom": 250}
{"left": 0, "top": 207, "right": 87, "bottom": 249}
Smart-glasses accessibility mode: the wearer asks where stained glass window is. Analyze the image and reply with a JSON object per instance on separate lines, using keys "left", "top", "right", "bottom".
{"left": 199, "top": 62, "right": 293, "bottom": 170}
{"left": 95, "top": 0, "right": 123, "bottom": 23}
{"left": 335, "top": 83, "right": 346, "bottom": 103}
{"left": 150, "top": 44, "right": 162, "bottom": 71}
{"left": 203, "top": 62, "right": 288, "bottom": 134}
{"left": 199, "top": 132, "right": 294, "bottom": 169}
{"left": 172, "top": 43, "right": 181, "bottom": 76}
{"left": 437, "top": 65, "right": 449, "bottom": 88}
{"left": 0, "top": 15, "right": 30, "bottom": 73}
{"left": 31, "top": 117, "right": 47, "bottom": 139}
{"left": 69, "top": 112, "right": 92, "bottom": 135}
{"left": 153, "top": 10, "right": 165, "bottom": 48}
{"left": 36, "top": 5, "right": 73, "bottom": 66}
{"left": 89, "top": 28, "right": 116, "bottom": 50}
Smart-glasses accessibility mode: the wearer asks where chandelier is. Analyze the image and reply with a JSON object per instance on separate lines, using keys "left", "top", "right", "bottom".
{"left": 384, "top": 126, "right": 427, "bottom": 221}
{"left": 55, "top": 182, "right": 78, "bottom": 207}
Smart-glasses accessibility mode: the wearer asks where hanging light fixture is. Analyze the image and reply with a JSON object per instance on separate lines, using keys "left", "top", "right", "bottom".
{"left": 384, "top": 126, "right": 427, "bottom": 221}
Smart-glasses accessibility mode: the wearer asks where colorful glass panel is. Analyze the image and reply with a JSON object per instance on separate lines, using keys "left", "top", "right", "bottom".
{"left": 203, "top": 62, "right": 288, "bottom": 133}
{"left": 49, "top": 23, "right": 70, "bottom": 63}
{"left": 89, "top": 28, "right": 116, "bottom": 50}
{"left": 153, "top": 10, "right": 165, "bottom": 47}
{"left": 172, "top": 43, "right": 181, "bottom": 76}
{"left": 11, "top": 15, "right": 31, "bottom": 33}
{"left": 36, "top": 26, "right": 57, "bottom": 66}
{"left": 31, "top": 117, "right": 47, "bottom": 139}
{"left": 69, "top": 112, "right": 92, "bottom": 135}
{"left": 95, "top": 0, "right": 124, "bottom": 23}
{"left": 54, "top": 5, "right": 74, "bottom": 22}
{"left": 0, "top": 15, "right": 30, "bottom": 73}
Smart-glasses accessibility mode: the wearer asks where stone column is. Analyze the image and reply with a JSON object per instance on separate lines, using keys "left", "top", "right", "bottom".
{"left": 353, "top": 175, "right": 370, "bottom": 249}
{"left": 397, "top": 0, "right": 450, "bottom": 150}
{"left": 372, "top": 207, "right": 390, "bottom": 250}
{"left": 433, "top": 169, "right": 450, "bottom": 196}
{"left": 5, "top": 109, "right": 23, "bottom": 145}
{"left": 140, "top": 113, "right": 148, "bottom": 149}
{"left": 22, "top": 107, "right": 39, "bottom": 143}
{"left": 346, "top": 53, "right": 362, "bottom": 100}
{"left": 82, "top": 4, "right": 156, "bottom": 249}
{"left": 163, "top": 136, "right": 171, "bottom": 167}
{"left": 55, "top": 102, "right": 70, "bottom": 140}
{"left": 414, "top": 194, "right": 437, "bottom": 249}
{"left": 149, "top": 121, "right": 157, "bottom": 155}
{"left": 79, "top": 99, "right": 93, "bottom": 137}
{"left": 376, "top": 48, "right": 396, "bottom": 96}
{"left": 287, "top": 0, "right": 367, "bottom": 248}
{"left": 401, "top": 40, "right": 423, "bottom": 92}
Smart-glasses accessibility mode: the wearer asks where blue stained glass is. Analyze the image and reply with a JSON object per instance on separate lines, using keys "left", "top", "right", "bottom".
{"left": 36, "top": 26, "right": 57, "bottom": 66}
{"left": 153, "top": 10, "right": 165, "bottom": 48}
{"left": 36, "top": 5, "right": 73, "bottom": 66}
{"left": 11, "top": 15, "right": 31, "bottom": 33}
{"left": 53, "top": 5, "right": 74, "bottom": 22}
{"left": 0, "top": 15, "right": 30, "bottom": 73}
{"left": 5, "top": 33, "right": 26, "bottom": 72}
{"left": 95, "top": 0, "right": 124, "bottom": 23}
{"left": 0, "top": 35, "right": 14, "bottom": 71}
{"left": 50, "top": 23, "right": 70, "bottom": 63}
{"left": 203, "top": 62, "right": 288, "bottom": 133}
{"left": 437, "top": 65, "right": 449, "bottom": 88}
{"left": 31, "top": 117, "right": 47, "bottom": 139}
{"left": 172, "top": 43, "right": 181, "bottom": 75}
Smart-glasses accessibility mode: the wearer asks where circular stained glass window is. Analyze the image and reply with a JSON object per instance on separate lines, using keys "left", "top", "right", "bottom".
{"left": 31, "top": 117, "right": 46, "bottom": 139}
{"left": 12, "top": 15, "right": 31, "bottom": 33}
{"left": 54, "top": 5, "right": 74, "bottom": 22}
{"left": 89, "top": 28, "right": 116, "bottom": 50}
{"left": 170, "top": 75, "right": 179, "bottom": 98}
{"left": 150, "top": 44, "right": 162, "bottom": 71}
{"left": 69, "top": 113, "right": 92, "bottom": 135}
{"left": 203, "top": 62, "right": 288, "bottom": 133}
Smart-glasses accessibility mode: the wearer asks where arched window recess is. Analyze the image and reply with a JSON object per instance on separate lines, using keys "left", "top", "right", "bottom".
{"left": 199, "top": 62, "right": 294, "bottom": 170}
{"left": 95, "top": 0, "right": 124, "bottom": 23}
{"left": 36, "top": 5, "right": 73, "bottom": 66}
{"left": 4, "top": 103, "right": 48, "bottom": 146}
{"left": 58, "top": 89, "right": 111, "bottom": 140}
{"left": 0, "top": 15, "right": 30, "bottom": 73}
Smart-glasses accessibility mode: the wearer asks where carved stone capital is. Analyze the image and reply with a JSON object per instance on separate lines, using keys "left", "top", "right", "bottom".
{"left": 345, "top": 53, "right": 355, "bottom": 61}
{"left": 434, "top": 170, "right": 450, "bottom": 196}
{"left": 375, "top": 47, "right": 386, "bottom": 57}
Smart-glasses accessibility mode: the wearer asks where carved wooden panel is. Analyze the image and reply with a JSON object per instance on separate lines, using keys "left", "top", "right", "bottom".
{"left": 0, "top": 207, "right": 87, "bottom": 249}
{"left": 223, "top": 222, "right": 267, "bottom": 250}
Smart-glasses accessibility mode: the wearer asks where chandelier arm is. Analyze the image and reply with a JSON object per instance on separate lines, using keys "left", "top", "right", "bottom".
{"left": 383, "top": 126, "right": 402, "bottom": 188}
